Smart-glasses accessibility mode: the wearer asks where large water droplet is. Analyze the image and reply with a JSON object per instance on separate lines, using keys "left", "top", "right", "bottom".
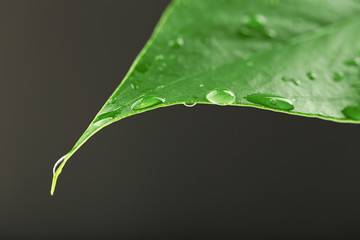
{"left": 245, "top": 93, "right": 294, "bottom": 111}
{"left": 342, "top": 105, "right": 360, "bottom": 120}
{"left": 184, "top": 103, "right": 197, "bottom": 107}
{"left": 282, "top": 76, "right": 300, "bottom": 86}
{"left": 93, "top": 107, "right": 124, "bottom": 123}
{"left": 206, "top": 88, "right": 236, "bottom": 106}
{"left": 333, "top": 71, "right": 344, "bottom": 82}
{"left": 131, "top": 96, "right": 165, "bottom": 110}
{"left": 169, "top": 37, "right": 184, "bottom": 48}
{"left": 53, "top": 156, "right": 65, "bottom": 175}
{"left": 307, "top": 71, "right": 317, "bottom": 80}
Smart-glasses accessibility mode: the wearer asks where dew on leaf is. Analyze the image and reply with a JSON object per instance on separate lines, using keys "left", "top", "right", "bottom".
{"left": 155, "top": 55, "right": 164, "bottom": 61}
{"left": 246, "top": 14, "right": 267, "bottom": 29}
{"left": 131, "top": 95, "right": 165, "bottom": 110}
{"left": 333, "top": 71, "right": 344, "bottom": 82}
{"left": 184, "top": 103, "right": 197, "bottom": 107}
{"left": 93, "top": 107, "right": 124, "bottom": 123}
{"left": 169, "top": 37, "right": 184, "bottom": 48}
{"left": 282, "top": 76, "right": 300, "bottom": 86}
{"left": 342, "top": 105, "right": 360, "bottom": 120}
{"left": 264, "top": 28, "right": 277, "bottom": 39}
{"left": 245, "top": 93, "right": 294, "bottom": 111}
{"left": 108, "top": 97, "right": 117, "bottom": 104}
{"left": 307, "top": 71, "right": 317, "bottom": 80}
{"left": 344, "top": 57, "right": 360, "bottom": 67}
{"left": 199, "top": 84, "right": 204, "bottom": 87}
{"left": 130, "top": 83, "right": 138, "bottom": 90}
{"left": 135, "top": 61, "right": 150, "bottom": 73}
{"left": 206, "top": 88, "right": 236, "bottom": 106}
{"left": 53, "top": 155, "right": 65, "bottom": 175}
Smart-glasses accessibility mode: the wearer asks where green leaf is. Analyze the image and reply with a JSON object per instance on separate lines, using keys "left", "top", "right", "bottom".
{"left": 51, "top": 0, "right": 360, "bottom": 194}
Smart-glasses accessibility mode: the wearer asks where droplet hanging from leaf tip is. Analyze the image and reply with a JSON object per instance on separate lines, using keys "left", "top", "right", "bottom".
{"left": 206, "top": 88, "right": 236, "bottom": 106}
{"left": 53, "top": 155, "right": 66, "bottom": 175}
{"left": 131, "top": 95, "right": 165, "bottom": 110}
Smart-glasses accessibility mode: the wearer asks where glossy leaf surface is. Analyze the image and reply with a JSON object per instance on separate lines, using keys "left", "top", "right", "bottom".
{"left": 51, "top": 0, "right": 360, "bottom": 194}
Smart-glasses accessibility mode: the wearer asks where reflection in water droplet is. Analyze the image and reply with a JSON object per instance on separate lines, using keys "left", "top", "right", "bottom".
{"left": 53, "top": 156, "right": 65, "bottom": 175}
{"left": 93, "top": 107, "right": 124, "bottom": 123}
{"left": 342, "top": 105, "right": 360, "bottom": 120}
{"left": 206, "top": 88, "right": 236, "bottom": 106}
{"left": 131, "top": 96, "right": 165, "bottom": 110}
{"left": 169, "top": 37, "right": 184, "bottom": 48}
{"left": 333, "top": 71, "right": 344, "bottom": 82}
{"left": 245, "top": 93, "right": 294, "bottom": 111}
{"left": 282, "top": 77, "right": 300, "bottom": 86}
{"left": 344, "top": 57, "right": 360, "bottom": 67}
{"left": 184, "top": 103, "right": 197, "bottom": 107}
{"left": 307, "top": 71, "right": 317, "bottom": 80}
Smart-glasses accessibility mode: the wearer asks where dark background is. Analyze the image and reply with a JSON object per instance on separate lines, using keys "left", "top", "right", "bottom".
{"left": 1, "top": 1, "right": 360, "bottom": 239}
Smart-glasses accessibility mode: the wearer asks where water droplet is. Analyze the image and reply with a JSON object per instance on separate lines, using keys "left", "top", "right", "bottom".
{"left": 206, "top": 88, "right": 236, "bottom": 106}
{"left": 264, "top": 28, "right": 277, "bottom": 39}
{"left": 130, "top": 83, "right": 138, "bottom": 90}
{"left": 307, "top": 71, "right": 317, "bottom": 80}
{"left": 344, "top": 57, "right": 360, "bottom": 67}
{"left": 184, "top": 103, "right": 197, "bottom": 107}
{"left": 169, "top": 37, "right": 184, "bottom": 48}
{"left": 156, "top": 85, "right": 164, "bottom": 90}
{"left": 53, "top": 156, "right": 65, "bottom": 175}
{"left": 245, "top": 93, "right": 294, "bottom": 111}
{"left": 246, "top": 14, "right": 267, "bottom": 29}
{"left": 93, "top": 107, "right": 124, "bottom": 123}
{"left": 135, "top": 61, "right": 150, "bottom": 73}
{"left": 282, "top": 77, "right": 300, "bottom": 86}
{"left": 342, "top": 105, "right": 360, "bottom": 120}
{"left": 108, "top": 97, "right": 117, "bottom": 104}
{"left": 199, "top": 84, "right": 204, "bottom": 87}
{"left": 333, "top": 71, "right": 344, "bottom": 82}
{"left": 155, "top": 55, "right": 164, "bottom": 61}
{"left": 131, "top": 96, "right": 165, "bottom": 110}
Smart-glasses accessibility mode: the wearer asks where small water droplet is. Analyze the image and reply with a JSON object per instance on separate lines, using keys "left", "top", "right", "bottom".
{"left": 169, "top": 37, "right": 184, "bottom": 48}
{"left": 206, "top": 88, "right": 236, "bottom": 106}
{"left": 135, "top": 61, "right": 150, "bottom": 73}
{"left": 53, "top": 156, "right": 65, "bottom": 175}
{"left": 245, "top": 93, "right": 294, "bottom": 111}
{"left": 264, "top": 28, "right": 277, "bottom": 39}
{"left": 130, "top": 83, "right": 138, "bottom": 90}
{"left": 131, "top": 96, "right": 165, "bottom": 110}
{"left": 344, "top": 57, "right": 360, "bottom": 67}
{"left": 282, "top": 77, "right": 300, "bottom": 86}
{"left": 155, "top": 55, "right": 164, "bottom": 61}
{"left": 156, "top": 85, "right": 164, "bottom": 90}
{"left": 246, "top": 14, "right": 267, "bottom": 29}
{"left": 184, "top": 103, "right": 197, "bottom": 107}
{"left": 342, "top": 105, "right": 360, "bottom": 120}
{"left": 108, "top": 97, "right": 117, "bottom": 104}
{"left": 199, "top": 84, "right": 204, "bottom": 87}
{"left": 307, "top": 71, "right": 317, "bottom": 80}
{"left": 333, "top": 71, "right": 344, "bottom": 82}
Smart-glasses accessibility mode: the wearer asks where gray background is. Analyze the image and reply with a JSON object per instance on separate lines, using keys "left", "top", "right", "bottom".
{"left": 1, "top": 0, "right": 360, "bottom": 239}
